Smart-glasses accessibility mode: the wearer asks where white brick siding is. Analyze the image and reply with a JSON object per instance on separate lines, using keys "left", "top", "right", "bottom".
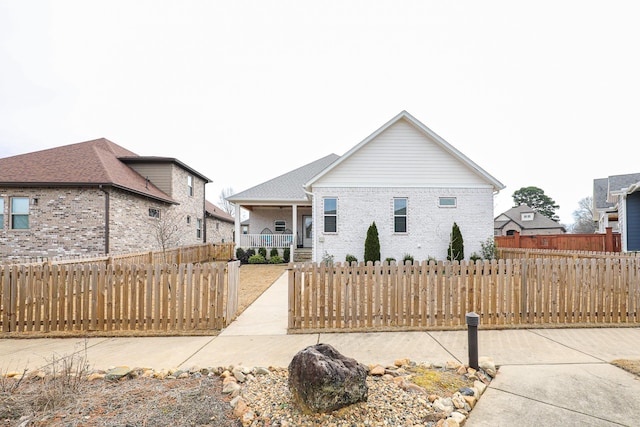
{"left": 311, "top": 187, "right": 495, "bottom": 263}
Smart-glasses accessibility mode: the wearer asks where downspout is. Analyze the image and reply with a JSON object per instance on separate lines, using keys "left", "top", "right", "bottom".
{"left": 99, "top": 185, "right": 110, "bottom": 255}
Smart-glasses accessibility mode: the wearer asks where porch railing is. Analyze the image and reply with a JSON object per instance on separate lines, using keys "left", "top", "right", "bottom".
{"left": 239, "top": 233, "right": 295, "bottom": 248}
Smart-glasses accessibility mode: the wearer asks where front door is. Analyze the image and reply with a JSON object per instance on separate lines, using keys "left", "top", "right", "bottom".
{"left": 303, "top": 215, "right": 313, "bottom": 248}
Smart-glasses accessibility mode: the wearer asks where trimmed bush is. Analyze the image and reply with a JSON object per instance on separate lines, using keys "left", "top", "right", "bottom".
{"left": 269, "top": 255, "right": 283, "bottom": 264}
{"left": 258, "top": 247, "right": 267, "bottom": 258}
{"left": 345, "top": 254, "right": 358, "bottom": 264}
{"left": 236, "top": 247, "right": 247, "bottom": 264}
{"left": 364, "top": 222, "right": 380, "bottom": 264}
{"left": 384, "top": 257, "right": 396, "bottom": 264}
{"left": 447, "top": 222, "right": 464, "bottom": 262}
{"left": 248, "top": 254, "right": 266, "bottom": 264}
{"left": 403, "top": 254, "right": 414, "bottom": 264}
{"left": 270, "top": 248, "right": 279, "bottom": 258}
{"left": 283, "top": 247, "right": 290, "bottom": 263}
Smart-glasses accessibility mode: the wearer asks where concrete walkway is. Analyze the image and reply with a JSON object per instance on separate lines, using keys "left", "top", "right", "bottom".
{"left": 2, "top": 271, "right": 640, "bottom": 426}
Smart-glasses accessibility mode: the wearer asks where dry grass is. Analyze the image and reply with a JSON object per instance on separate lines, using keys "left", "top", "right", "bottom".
{"left": 235, "top": 263, "right": 287, "bottom": 317}
{"left": 611, "top": 359, "right": 640, "bottom": 377}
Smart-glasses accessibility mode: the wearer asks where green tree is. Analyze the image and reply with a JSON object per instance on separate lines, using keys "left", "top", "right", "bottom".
{"left": 512, "top": 186, "right": 560, "bottom": 221}
{"left": 571, "top": 196, "right": 597, "bottom": 234}
{"left": 364, "top": 222, "right": 381, "bottom": 264}
{"left": 447, "top": 222, "right": 464, "bottom": 261}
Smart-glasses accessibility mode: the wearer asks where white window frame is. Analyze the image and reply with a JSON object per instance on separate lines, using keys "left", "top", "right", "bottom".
{"left": 393, "top": 197, "right": 407, "bottom": 233}
{"left": 196, "top": 218, "right": 202, "bottom": 238}
{"left": 274, "top": 220, "right": 286, "bottom": 233}
{"left": 323, "top": 198, "right": 337, "bottom": 233}
{"left": 11, "top": 197, "right": 29, "bottom": 229}
{"left": 438, "top": 197, "right": 457, "bottom": 208}
{"left": 187, "top": 175, "right": 194, "bottom": 196}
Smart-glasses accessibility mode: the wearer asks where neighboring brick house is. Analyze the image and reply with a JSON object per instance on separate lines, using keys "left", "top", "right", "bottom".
{"left": 0, "top": 138, "right": 211, "bottom": 259}
{"left": 494, "top": 204, "right": 566, "bottom": 236}
{"left": 227, "top": 111, "right": 505, "bottom": 262}
{"left": 205, "top": 201, "right": 234, "bottom": 243}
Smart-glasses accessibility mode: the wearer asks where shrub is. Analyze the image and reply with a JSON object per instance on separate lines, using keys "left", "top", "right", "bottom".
{"left": 403, "top": 254, "right": 414, "bottom": 264}
{"left": 384, "top": 257, "right": 396, "bottom": 264}
{"left": 235, "top": 247, "right": 247, "bottom": 264}
{"left": 248, "top": 254, "right": 266, "bottom": 264}
{"left": 364, "top": 222, "right": 381, "bottom": 264}
{"left": 447, "top": 222, "right": 464, "bottom": 262}
{"left": 427, "top": 256, "right": 437, "bottom": 265}
{"left": 345, "top": 254, "right": 358, "bottom": 264}
{"left": 269, "top": 255, "right": 283, "bottom": 264}
{"left": 270, "top": 248, "right": 279, "bottom": 258}
{"left": 245, "top": 248, "right": 256, "bottom": 259}
{"left": 258, "top": 247, "right": 267, "bottom": 258}
{"left": 480, "top": 237, "right": 497, "bottom": 260}
{"left": 321, "top": 251, "right": 334, "bottom": 266}
{"left": 283, "top": 247, "right": 291, "bottom": 263}
{"left": 470, "top": 252, "right": 482, "bottom": 263}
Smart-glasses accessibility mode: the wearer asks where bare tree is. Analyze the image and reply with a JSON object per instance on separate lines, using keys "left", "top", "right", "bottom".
{"left": 571, "top": 196, "right": 597, "bottom": 234}
{"left": 149, "top": 208, "right": 184, "bottom": 262}
{"left": 218, "top": 187, "right": 235, "bottom": 217}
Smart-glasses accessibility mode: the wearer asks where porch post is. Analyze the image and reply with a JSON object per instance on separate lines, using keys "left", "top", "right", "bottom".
{"left": 292, "top": 204, "right": 297, "bottom": 262}
{"left": 234, "top": 203, "right": 242, "bottom": 251}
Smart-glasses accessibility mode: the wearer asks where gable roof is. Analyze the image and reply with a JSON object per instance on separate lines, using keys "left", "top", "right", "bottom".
{"left": 304, "top": 110, "right": 505, "bottom": 192}
{"left": 226, "top": 154, "right": 340, "bottom": 207}
{"left": 205, "top": 201, "right": 234, "bottom": 223}
{"left": 0, "top": 138, "right": 183, "bottom": 203}
{"left": 494, "top": 204, "right": 565, "bottom": 231}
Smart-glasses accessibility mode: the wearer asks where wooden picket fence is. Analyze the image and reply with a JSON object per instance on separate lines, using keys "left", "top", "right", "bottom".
{"left": 0, "top": 261, "right": 240, "bottom": 333}
{"left": 288, "top": 258, "right": 640, "bottom": 332}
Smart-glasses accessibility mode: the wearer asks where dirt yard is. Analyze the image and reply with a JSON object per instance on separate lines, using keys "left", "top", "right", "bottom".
{"left": 235, "top": 264, "right": 287, "bottom": 318}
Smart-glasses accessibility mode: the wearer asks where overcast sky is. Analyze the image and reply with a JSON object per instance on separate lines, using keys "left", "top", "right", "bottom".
{"left": 2, "top": 1, "right": 639, "bottom": 226}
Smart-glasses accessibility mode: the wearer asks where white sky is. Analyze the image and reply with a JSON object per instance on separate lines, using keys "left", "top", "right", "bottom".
{"left": 1, "top": 1, "right": 639, "bottom": 226}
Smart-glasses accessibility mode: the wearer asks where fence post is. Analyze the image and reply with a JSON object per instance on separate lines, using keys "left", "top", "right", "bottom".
{"left": 466, "top": 312, "right": 479, "bottom": 369}
{"left": 605, "top": 227, "right": 613, "bottom": 252}
{"left": 514, "top": 231, "right": 521, "bottom": 248}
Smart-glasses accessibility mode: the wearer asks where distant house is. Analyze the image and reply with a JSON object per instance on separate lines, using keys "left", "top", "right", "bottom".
{"left": 228, "top": 111, "right": 505, "bottom": 262}
{"left": 593, "top": 173, "right": 640, "bottom": 251}
{"left": 494, "top": 205, "right": 566, "bottom": 236}
{"left": 205, "top": 201, "right": 234, "bottom": 243}
{"left": 0, "top": 138, "right": 211, "bottom": 259}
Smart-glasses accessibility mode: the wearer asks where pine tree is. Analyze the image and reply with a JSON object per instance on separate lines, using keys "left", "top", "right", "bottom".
{"left": 364, "top": 222, "right": 381, "bottom": 264}
{"left": 447, "top": 222, "right": 464, "bottom": 261}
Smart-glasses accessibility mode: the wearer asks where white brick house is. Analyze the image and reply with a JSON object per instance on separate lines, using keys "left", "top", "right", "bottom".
{"left": 228, "top": 111, "right": 505, "bottom": 262}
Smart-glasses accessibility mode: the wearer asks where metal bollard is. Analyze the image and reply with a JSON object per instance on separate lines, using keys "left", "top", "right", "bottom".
{"left": 466, "top": 312, "right": 479, "bottom": 370}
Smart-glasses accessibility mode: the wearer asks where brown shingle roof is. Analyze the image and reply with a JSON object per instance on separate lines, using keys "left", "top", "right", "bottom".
{"left": 0, "top": 138, "right": 175, "bottom": 203}
{"left": 205, "top": 201, "right": 234, "bottom": 223}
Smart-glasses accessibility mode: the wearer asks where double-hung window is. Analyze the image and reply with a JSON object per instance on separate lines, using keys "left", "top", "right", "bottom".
{"left": 394, "top": 198, "right": 407, "bottom": 233}
{"left": 187, "top": 175, "right": 194, "bottom": 196}
{"left": 323, "top": 198, "right": 337, "bottom": 233}
{"left": 11, "top": 197, "right": 29, "bottom": 229}
{"left": 196, "top": 218, "right": 202, "bottom": 238}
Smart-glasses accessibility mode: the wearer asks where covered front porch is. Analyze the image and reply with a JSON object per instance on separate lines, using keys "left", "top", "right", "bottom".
{"left": 233, "top": 203, "right": 314, "bottom": 262}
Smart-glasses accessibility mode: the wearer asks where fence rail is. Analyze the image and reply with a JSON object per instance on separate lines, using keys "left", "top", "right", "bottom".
{"left": 1, "top": 261, "right": 240, "bottom": 333}
{"left": 288, "top": 258, "right": 640, "bottom": 332}
{"left": 239, "top": 234, "right": 295, "bottom": 249}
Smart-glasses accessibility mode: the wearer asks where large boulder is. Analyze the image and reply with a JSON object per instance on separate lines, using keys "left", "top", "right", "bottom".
{"left": 288, "top": 343, "right": 368, "bottom": 413}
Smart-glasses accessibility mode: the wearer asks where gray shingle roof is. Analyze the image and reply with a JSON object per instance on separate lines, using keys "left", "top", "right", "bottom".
{"left": 495, "top": 205, "right": 565, "bottom": 231}
{"left": 593, "top": 173, "right": 640, "bottom": 208}
{"left": 227, "top": 154, "right": 339, "bottom": 203}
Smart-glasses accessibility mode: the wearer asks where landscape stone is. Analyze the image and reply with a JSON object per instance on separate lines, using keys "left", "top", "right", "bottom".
{"left": 288, "top": 343, "right": 368, "bottom": 413}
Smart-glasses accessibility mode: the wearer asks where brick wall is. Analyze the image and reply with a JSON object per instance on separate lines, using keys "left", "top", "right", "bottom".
{"left": 311, "top": 187, "right": 495, "bottom": 263}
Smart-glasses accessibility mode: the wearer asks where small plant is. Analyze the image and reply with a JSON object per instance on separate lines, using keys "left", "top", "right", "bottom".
{"left": 283, "top": 247, "right": 291, "bottom": 263}
{"left": 385, "top": 257, "right": 396, "bottom": 264}
{"left": 364, "top": 222, "right": 381, "bottom": 263}
{"left": 345, "top": 254, "right": 358, "bottom": 264}
{"left": 321, "top": 251, "right": 334, "bottom": 266}
{"left": 403, "top": 253, "right": 414, "bottom": 264}
{"left": 269, "top": 255, "right": 283, "bottom": 264}
{"left": 248, "top": 254, "right": 266, "bottom": 264}
{"left": 258, "top": 247, "right": 267, "bottom": 258}
{"left": 245, "top": 248, "right": 256, "bottom": 258}
{"left": 270, "top": 248, "right": 279, "bottom": 258}
{"left": 427, "top": 256, "right": 437, "bottom": 265}
{"left": 480, "top": 237, "right": 497, "bottom": 260}
{"left": 470, "top": 252, "right": 482, "bottom": 263}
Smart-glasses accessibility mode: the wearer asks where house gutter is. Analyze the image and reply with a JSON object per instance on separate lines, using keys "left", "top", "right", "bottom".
{"left": 99, "top": 185, "right": 110, "bottom": 254}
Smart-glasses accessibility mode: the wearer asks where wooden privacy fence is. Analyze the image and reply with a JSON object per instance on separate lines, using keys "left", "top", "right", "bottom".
{"left": 288, "top": 258, "right": 640, "bottom": 332}
{"left": 495, "top": 228, "right": 621, "bottom": 252}
{"left": 1, "top": 261, "right": 240, "bottom": 333}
